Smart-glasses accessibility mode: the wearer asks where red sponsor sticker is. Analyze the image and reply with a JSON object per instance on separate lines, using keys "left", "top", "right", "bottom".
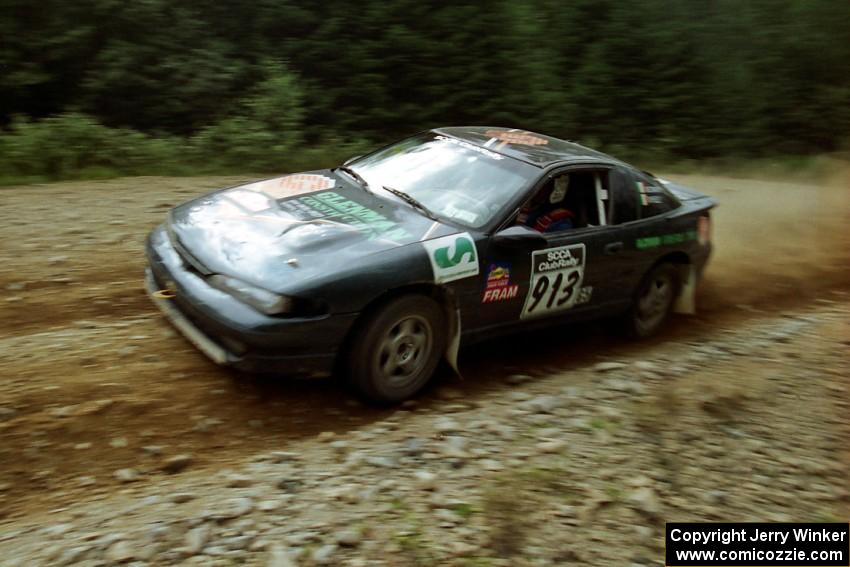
{"left": 484, "top": 130, "right": 548, "bottom": 146}
{"left": 482, "top": 285, "right": 519, "bottom": 303}
{"left": 248, "top": 174, "right": 335, "bottom": 199}
{"left": 482, "top": 263, "right": 518, "bottom": 303}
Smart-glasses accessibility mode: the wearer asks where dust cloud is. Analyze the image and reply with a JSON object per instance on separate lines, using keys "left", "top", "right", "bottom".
{"left": 662, "top": 169, "right": 850, "bottom": 311}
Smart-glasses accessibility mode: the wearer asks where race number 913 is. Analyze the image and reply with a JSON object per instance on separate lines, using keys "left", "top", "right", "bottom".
{"left": 522, "top": 244, "right": 586, "bottom": 319}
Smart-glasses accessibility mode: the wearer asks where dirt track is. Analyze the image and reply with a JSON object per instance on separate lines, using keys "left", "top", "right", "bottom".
{"left": 0, "top": 170, "right": 848, "bottom": 527}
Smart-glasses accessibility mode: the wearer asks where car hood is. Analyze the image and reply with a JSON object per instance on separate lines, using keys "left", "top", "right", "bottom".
{"left": 167, "top": 170, "right": 446, "bottom": 293}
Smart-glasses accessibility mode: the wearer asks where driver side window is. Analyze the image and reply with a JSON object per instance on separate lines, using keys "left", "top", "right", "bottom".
{"left": 515, "top": 170, "right": 607, "bottom": 234}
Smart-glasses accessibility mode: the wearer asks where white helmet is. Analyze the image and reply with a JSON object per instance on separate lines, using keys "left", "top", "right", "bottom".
{"left": 550, "top": 175, "right": 569, "bottom": 204}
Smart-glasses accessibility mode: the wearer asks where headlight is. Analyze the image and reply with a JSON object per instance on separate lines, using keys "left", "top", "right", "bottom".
{"left": 208, "top": 275, "right": 293, "bottom": 315}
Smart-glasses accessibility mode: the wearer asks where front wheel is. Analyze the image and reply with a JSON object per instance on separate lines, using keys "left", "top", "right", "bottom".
{"left": 619, "top": 263, "right": 680, "bottom": 338}
{"left": 347, "top": 295, "right": 446, "bottom": 404}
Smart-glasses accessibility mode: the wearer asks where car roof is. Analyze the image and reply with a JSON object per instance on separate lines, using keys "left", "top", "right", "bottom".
{"left": 434, "top": 126, "right": 623, "bottom": 168}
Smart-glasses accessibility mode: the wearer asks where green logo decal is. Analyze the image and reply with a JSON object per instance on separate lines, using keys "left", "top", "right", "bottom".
{"left": 636, "top": 230, "right": 697, "bottom": 250}
{"left": 280, "top": 191, "right": 414, "bottom": 243}
{"left": 422, "top": 232, "right": 479, "bottom": 284}
{"left": 433, "top": 236, "right": 476, "bottom": 268}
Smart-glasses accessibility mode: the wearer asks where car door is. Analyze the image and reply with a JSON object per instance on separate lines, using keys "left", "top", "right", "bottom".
{"left": 587, "top": 165, "right": 647, "bottom": 309}
{"left": 470, "top": 165, "right": 627, "bottom": 330}
{"left": 520, "top": 224, "right": 604, "bottom": 320}
{"left": 619, "top": 168, "right": 697, "bottom": 295}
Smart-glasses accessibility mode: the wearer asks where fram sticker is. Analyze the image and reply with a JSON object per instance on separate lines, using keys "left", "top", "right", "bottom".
{"left": 482, "top": 263, "right": 519, "bottom": 303}
{"left": 423, "top": 233, "right": 479, "bottom": 284}
{"left": 247, "top": 174, "right": 335, "bottom": 199}
{"left": 521, "top": 244, "right": 586, "bottom": 319}
{"left": 483, "top": 285, "right": 519, "bottom": 303}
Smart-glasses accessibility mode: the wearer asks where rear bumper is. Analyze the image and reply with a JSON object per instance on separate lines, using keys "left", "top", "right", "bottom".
{"left": 145, "top": 225, "right": 358, "bottom": 376}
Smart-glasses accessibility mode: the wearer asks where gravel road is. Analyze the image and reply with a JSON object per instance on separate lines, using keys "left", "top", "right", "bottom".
{"left": 0, "top": 171, "right": 847, "bottom": 565}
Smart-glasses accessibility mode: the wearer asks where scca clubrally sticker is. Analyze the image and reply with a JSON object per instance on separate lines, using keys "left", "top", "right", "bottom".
{"left": 521, "top": 243, "right": 586, "bottom": 319}
{"left": 422, "top": 233, "right": 479, "bottom": 284}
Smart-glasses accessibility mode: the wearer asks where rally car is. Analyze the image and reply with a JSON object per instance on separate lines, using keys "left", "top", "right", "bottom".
{"left": 145, "top": 127, "right": 716, "bottom": 402}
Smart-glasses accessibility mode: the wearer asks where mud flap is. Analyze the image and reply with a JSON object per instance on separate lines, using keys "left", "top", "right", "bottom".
{"left": 673, "top": 264, "right": 697, "bottom": 314}
{"left": 445, "top": 307, "right": 462, "bottom": 376}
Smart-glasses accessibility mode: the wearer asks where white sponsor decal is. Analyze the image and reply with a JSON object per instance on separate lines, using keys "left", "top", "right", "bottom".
{"left": 422, "top": 232, "right": 479, "bottom": 284}
{"left": 435, "top": 135, "right": 503, "bottom": 160}
{"left": 576, "top": 285, "right": 593, "bottom": 305}
{"left": 521, "top": 243, "right": 587, "bottom": 319}
{"left": 224, "top": 189, "right": 273, "bottom": 212}
{"left": 443, "top": 202, "right": 479, "bottom": 225}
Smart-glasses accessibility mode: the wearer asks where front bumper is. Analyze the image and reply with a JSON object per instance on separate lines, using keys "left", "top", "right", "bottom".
{"left": 145, "top": 268, "right": 230, "bottom": 365}
{"left": 145, "top": 225, "right": 358, "bottom": 376}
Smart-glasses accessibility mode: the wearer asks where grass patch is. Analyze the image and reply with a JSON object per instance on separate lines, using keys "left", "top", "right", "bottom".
{"left": 642, "top": 153, "right": 850, "bottom": 184}
{"left": 590, "top": 417, "right": 621, "bottom": 433}
{"left": 604, "top": 485, "right": 624, "bottom": 502}
{"left": 482, "top": 480, "right": 532, "bottom": 557}
{"left": 697, "top": 382, "right": 753, "bottom": 423}
{"left": 482, "top": 462, "right": 582, "bottom": 556}
{"left": 392, "top": 529, "right": 437, "bottom": 566}
{"left": 516, "top": 465, "right": 580, "bottom": 501}
{"left": 451, "top": 502, "right": 476, "bottom": 519}
{"left": 633, "top": 387, "right": 681, "bottom": 435}
{"left": 457, "top": 559, "right": 498, "bottom": 567}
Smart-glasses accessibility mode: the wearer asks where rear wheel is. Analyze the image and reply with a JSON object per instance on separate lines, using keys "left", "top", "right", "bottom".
{"left": 620, "top": 263, "right": 679, "bottom": 338}
{"left": 347, "top": 295, "right": 446, "bottom": 404}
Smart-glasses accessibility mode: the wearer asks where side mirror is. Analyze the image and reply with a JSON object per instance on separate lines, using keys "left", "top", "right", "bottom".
{"left": 343, "top": 155, "right": 362, "bottom": 166}
{"left": 492, "top": 225, "right": 546, "bottom": 248}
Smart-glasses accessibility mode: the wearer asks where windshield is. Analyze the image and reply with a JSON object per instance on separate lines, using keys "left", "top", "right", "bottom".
{"left": 351, "top": 133, "right": 537, "bottom": 229}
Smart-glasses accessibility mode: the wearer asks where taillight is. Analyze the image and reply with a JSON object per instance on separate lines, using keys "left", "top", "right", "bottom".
{"left": 698, "top": 214, "right": 711, "bottom": 245}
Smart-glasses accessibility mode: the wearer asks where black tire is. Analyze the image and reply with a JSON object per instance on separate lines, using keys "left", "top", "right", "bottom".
{"left": 619, "top": 263, "right": 680, "bottom": 338}
{"left": 347, "top": 294, "right": 446, "bottom": 404}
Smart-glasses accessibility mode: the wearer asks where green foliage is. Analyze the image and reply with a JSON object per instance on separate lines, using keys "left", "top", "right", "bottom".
{"left": 0, "top": 113, "right": 185, "bottom": 181}
{"left": 191, "top": 63, "right": 305, "bottom": 170}
{"left": 2, "top": 0, "right": 849, "bottom": 182}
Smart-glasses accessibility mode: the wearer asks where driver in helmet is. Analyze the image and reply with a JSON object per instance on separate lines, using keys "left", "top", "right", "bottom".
{"left": 517, "top": 175, "right": 574, "bottom": 233}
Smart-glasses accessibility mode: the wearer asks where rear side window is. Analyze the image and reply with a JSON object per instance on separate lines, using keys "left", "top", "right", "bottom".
{"left": 633, "top": 171, "right": 679, "bottom": 218}
{"left": 608, "top": 168, "right": 638, "bottom": 224}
